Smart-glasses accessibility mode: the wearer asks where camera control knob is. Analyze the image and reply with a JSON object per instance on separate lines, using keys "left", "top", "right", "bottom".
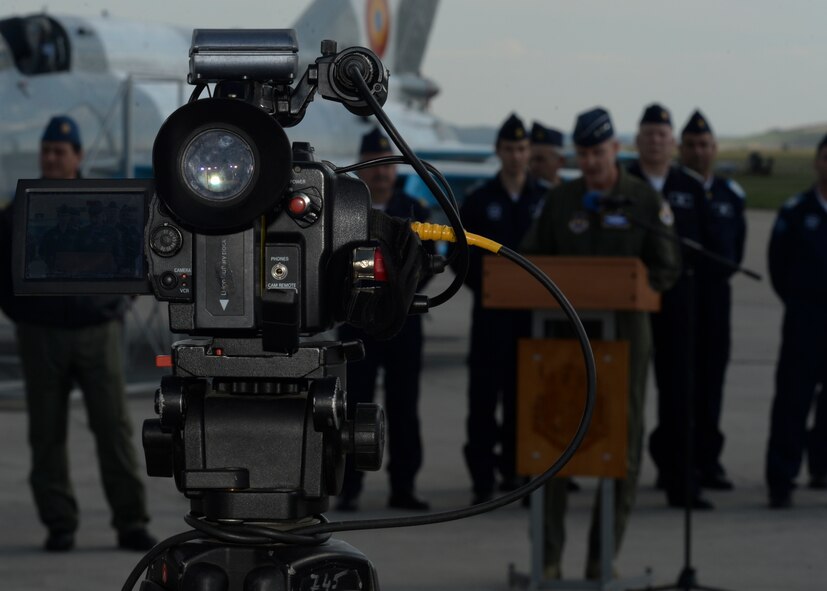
{"left": 150, "top": 224, "right": 183, "bottom": 257}
{"left": 156, "top": 376, "right": 187, "bottom": 430}
{"left": 344, "top": 403, "right": 385, "bottom": 471}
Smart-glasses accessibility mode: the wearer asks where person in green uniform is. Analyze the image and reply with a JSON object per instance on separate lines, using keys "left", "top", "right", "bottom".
{"left": 0, "top": 116, "right": 155, "bottom": 553}
{"left": 521, "top": 107, "right": 681, "bottom": 580}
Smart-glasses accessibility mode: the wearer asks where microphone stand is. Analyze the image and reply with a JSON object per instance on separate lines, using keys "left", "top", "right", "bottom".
{"left": 612, "top": 206, "right": 760, "bottom": 591}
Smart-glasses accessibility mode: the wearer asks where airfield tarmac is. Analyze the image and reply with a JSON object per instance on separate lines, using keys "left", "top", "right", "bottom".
{"left": 0, "top": 209, "right": 825, "bottom": 590}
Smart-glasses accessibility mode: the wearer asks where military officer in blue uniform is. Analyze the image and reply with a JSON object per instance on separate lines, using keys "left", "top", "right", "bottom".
{"left": 457, "top": 113, "right": 546, "bottom": 504}
{"left": 765, "top": 134, "right": 827, "bottom": 508}
{"left": 627, "top": 103, "right": 713, "bottom": 509}
{"left": 336, "top": 128, "right": 432, "bottom": 512}
{"left": 680, "top": 110, "right": 746, "bottom": 491}
{"left": 530, "top": 122, "right": 566, "bottom": 189}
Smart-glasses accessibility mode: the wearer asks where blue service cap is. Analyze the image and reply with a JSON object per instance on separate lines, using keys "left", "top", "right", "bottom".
{"left": 497, "top": 113, "right": 528, "bottom": 142}
{"left": 359, "top": 127, "right": 392, "bottom": 154}
{"left": 682, "top": 109, "right": 713, "bottom": 136}
{"left": 639, "top": 103, "right": 672, "bottom": 126}
{"left": 42, "top": 115, "right": 82, "bottom": 148}
{"left": 530, "top": 122, "right": 564, "bottom": 147}
{"left": 572, "top": 107, "right": 614, "bottom": 147}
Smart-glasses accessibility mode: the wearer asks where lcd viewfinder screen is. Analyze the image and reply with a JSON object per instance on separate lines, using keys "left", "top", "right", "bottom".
{"left": 24, "top": 191, "right": 146, "bottom": 281}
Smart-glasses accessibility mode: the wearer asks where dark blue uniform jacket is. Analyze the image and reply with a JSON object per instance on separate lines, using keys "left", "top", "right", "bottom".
{"left": 456, "top": 174, "right": 546, "bottom": 302}
{"left": 699, "top": 177, "right": 747, "bottom": 280}
{"left": 769, "top": 189, "right": 827, "bottom": 305}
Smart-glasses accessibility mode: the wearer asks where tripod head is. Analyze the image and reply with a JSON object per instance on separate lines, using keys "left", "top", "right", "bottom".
{"left": 142, "top": 338, "right": 385, "bottom": 522}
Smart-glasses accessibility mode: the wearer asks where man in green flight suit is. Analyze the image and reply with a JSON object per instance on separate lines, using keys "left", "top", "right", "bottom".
{"left": 0, "top": 116, "right": 156, "bottom": 553}
{"left": 521, "top": 107, "right": 681, "bottom": 580}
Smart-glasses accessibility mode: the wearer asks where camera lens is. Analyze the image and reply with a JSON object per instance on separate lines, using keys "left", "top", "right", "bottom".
{"left": 181, "top": 129, "right": 255, "bottom": 201}
{"left": 154, "top": 98, "right": 291, "bottom": 231}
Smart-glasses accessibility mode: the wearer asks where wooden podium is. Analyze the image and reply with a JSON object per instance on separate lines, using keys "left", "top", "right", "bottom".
{"left": 483, "top": 256, "right": 659, "bottom": 590}
{"left": 483, "top": 256, "right": 660, "bottom": 312}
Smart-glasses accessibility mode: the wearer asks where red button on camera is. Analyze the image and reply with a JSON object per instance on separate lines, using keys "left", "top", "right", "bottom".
{"left": 288, "top": 194, "right": 309, "bottom": 215}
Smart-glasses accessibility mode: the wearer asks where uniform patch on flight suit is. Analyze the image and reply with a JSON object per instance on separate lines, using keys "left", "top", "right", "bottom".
{"left": 486, "top": 203, "right": 503, "bottom": 221}
{"left": 659, "top": 202, "right": 675, "bottom": 226}
{"left": 804, "top": 214, "right": 821, "bottom": 230}
{"left": 667, "top": 191, "right": 694, "bottom": 209}
{"left": 568, "top": 211, "right": 590, "bottom": 234}
{"left": 712, "top": 202, "right": 734, "bottom": 217}
{"left": 601, "top": 212, "right": 630, "bottom": 229}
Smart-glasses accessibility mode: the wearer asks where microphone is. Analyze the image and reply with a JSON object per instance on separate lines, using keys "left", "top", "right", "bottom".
{"left": 582, "top": 191, "right": 634, "bottom": 212}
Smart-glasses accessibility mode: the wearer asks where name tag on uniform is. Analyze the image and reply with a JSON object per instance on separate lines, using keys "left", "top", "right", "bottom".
{"left": 601, "top": 213, "right": 630, "bottom": 229}
{"left": 668, "top": 191, "right": 694, "bottom": 209}
{"left": 805, "top": 214, "right": 821, "bottom": 230}
{"left": 712, "top": 202, "right": 734, "bottom": 218}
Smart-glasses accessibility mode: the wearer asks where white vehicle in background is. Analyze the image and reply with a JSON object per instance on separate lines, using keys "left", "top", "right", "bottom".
{"left": 0, "top": 0, "right": 498, "bottom": 375}
{"left": 0, "top": 0, "right": 495, "bottom": 207}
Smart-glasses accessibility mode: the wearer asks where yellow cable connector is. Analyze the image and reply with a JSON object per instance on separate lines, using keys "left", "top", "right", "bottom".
{"left": 411, "top": 222, "right": 502, "bottom": 255}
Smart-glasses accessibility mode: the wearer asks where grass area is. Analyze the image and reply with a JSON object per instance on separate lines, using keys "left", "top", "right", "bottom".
{"left": 719, "top": 148, "right": 814, "bottom": 210}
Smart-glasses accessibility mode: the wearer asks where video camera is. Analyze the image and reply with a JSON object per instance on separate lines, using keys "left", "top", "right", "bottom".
{"left": 12, "top": 29, "right": 439, "bottom": 584}
{"left": 12, "top": 29, "right": 416, "bottom": 354}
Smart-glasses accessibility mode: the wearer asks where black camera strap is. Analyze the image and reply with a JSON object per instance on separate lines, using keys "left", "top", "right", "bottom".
{"left": 343, "top": 209, "right": 426, "bottom": 340}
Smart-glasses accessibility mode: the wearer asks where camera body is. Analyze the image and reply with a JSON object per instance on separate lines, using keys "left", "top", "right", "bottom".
{"left": 151, "top": 149, "right": 374, "bottom": 353}
{"left": 13, "top": 28, "right": 395, "bottom": 354}
{"left": 13, "top": 150, "right": 372, "bottom": 352}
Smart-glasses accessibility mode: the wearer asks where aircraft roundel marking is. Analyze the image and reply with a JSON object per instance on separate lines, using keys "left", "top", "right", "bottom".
{"left": 366, "top": 0, "right": 390, "bottom": 57}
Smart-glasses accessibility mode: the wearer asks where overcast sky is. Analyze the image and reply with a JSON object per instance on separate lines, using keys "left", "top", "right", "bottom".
{"left": 7, "top": 0, "right": 827, "bottom": 137}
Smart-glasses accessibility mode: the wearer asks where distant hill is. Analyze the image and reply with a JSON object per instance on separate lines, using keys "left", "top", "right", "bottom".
{"left": 451, "top": 125, "right": 634, "bottom": 148}
{"left": 453, "top": 122, "right": 827, "bottom": 152}
{"left": 720, "top": 123, "right": 827, "bottom": 150}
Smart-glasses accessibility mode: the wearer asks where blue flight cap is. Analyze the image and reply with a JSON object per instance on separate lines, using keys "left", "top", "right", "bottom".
{"left": 497, "top": 113, "right": 528, "bottom": 142}
{"left": 682, "top": 109, "right": 713, "bottom": 136}
{"left": 530, "top": 122, "right": 564, "bottom": 147}
{"left": 41, "top": 115, "right": 82, "bottom": 149}
{"left": 639, "top": 103, "right": 672, "bottom": 126}
{"left": 359, "top": 127, "right": 392, "bottom": 154}
{"left": 572, "top": 107, "right": 614, "bottom": 147}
